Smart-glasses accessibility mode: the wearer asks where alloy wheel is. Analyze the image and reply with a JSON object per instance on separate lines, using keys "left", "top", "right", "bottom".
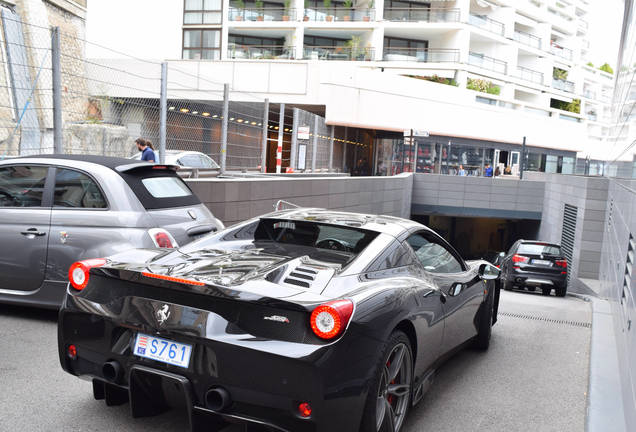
{"left": 375, "top": 342, "right": 412, "bottom": 432}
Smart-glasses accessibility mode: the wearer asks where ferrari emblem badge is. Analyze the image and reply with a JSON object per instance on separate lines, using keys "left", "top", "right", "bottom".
{"left": 60, "top": 231, "right": 68, "bottom": 244}
{"left": 156, "top": 304, "right": 171, "bottom": 325}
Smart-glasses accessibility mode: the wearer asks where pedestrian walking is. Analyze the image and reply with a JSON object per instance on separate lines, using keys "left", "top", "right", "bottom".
{"left": 135, "top": 138, "right": 156, "bottom": 163}
{"left": 458, "top": 164, "right": 467, "bottom": 176}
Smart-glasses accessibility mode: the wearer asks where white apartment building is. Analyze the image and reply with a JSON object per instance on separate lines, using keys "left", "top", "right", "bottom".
{"left": 84, "top": 0, "right": 617, "bottom": 175}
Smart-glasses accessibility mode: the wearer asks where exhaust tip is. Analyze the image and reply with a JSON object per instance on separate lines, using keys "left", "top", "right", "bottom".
{"left": 102, "top": 361, "right": 122, "bottom": 382}
{"left": 205, "top": 387, "right": 231, "bottom": 412}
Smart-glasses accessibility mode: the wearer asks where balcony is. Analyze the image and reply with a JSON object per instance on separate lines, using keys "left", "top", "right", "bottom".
{"left": 516, "top": 66, "right": 544, "bottom": 84}
{"left": 552, "top": 78, "right": 575, "bottom": 92}
{"left": 229, "top": 7, "right": 295, "bottom": 21}
{"left": 513, "top": 30, "right": 542, "bottom": 50}
{"left": 303, "top": 7, "right": 374, "bottom": 22}
{"left": 468, "top": 52, "right": 507, "bottom": 74}
{"left": 303, "top": 46, "right": 374, "bottom": 61}
{"left": 550, "top": 43, "right": 573, "bottom": 61}
{"left": 383, "top": 47, "right": 460, "bottom": 62}
{"left": 383, "top": 7, "right": 460, "bottom": 22}
{"left": 468, "top": 14, "right": 505, "bottom": 36}
{"left": 227, "top": 45, "right": 296, "bottom": 60}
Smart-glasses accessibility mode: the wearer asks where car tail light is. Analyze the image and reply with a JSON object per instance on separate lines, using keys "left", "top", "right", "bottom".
{"left": 68, "top": 258, "right": 107, "bottom": 291}
{"left": 298, "top": 402, "right": 312, "bottom": 418}
{"left": 556, "top": 259, "right": 567, "bottom": 268}
{"left": 67, "top": 344, "right": 77, "bottom": 360}
{"left": 142, "top": 272, "right": 205, "bottom": 286}
{"left": 310, "top": 299, "right": 354, "bottom": 340}
{"left": 512, "top": 254, "right": 529, "bottom": 264}
{"left": 148, "top": 228, "right": 178, "bottom": 248}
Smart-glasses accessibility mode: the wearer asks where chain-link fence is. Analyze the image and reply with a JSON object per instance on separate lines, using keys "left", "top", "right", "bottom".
{"left": 0, "top": 11, "right": 350, "bottom": 173}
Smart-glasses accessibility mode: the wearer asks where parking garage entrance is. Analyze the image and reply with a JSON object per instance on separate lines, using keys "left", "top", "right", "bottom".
{"left": 412, "top": 215, "right": 541, "bottom": 260}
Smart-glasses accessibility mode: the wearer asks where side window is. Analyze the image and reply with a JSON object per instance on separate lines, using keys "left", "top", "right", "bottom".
{"left": 179, "top": 154, "right": 202, "bottom": 168}
{"left": 0, "top": 165, "right": 48, "bottom": 207}
{"left": 405, "top": 233, "right": 464, "bottom": 274}
{"left": 366, "top": 240, "right": 414, "bottom": 272}
{"left": 53, "top": 168, "right": 107, "bottom": 209}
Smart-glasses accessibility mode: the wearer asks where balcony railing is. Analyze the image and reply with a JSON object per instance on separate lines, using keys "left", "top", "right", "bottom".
{"left": 303, "top": 46, "right": 374, "bottom": 61}
{"left": 303, "top": 7, "right": 374, "bottom": 22}
{"left": 468, "top": 14, "right": 505, "bottom": 36}
{"left": 513, "top": 30, "right": 542, "bottom": 49}
{"left": 383, "top": 47, "right": 460, "bottom": 62}
{"left": 383, "top": 7, "right": 460, "bottom": 22}
{"left": 550, "top": 43, "right": 573, "bottom": 60}
{"left": 468, "top": 51, "right": 507, "bottom": 74}
{"left": 229, "top": 7, "right": 296, "bottom": 21}
{"left": 227, "top": 45, "right": 296, "bottom": 60}
{"left": 552, "top": 78, "right": 575, "bottom": 92}
{"left": 516, "top": 66, "right": 544, "bottom": 84}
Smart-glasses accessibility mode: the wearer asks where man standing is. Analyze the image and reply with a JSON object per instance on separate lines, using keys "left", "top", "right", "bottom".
{"left": 135, "top": 138, "right": 156, "bottom": 163}
{"left": 484, "top": 163, "right": 493, "bottom": 177}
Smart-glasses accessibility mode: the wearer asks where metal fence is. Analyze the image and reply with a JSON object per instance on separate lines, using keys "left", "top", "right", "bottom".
{"left": 0, "top": 12, "right": 342, "bottom": 174}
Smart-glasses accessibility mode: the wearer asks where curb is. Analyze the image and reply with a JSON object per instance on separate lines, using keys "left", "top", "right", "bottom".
{"left": 585, "top": 296, "right": 627, "bottom": 432}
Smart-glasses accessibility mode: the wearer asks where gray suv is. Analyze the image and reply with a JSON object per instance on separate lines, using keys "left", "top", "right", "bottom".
{"left": 0, "top": 155, "right": 223, "bottom": 308}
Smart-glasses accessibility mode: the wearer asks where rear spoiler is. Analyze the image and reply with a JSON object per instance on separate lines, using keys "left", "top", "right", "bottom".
{"left": 115, "top": 163, "right": 180, "bottom": 173}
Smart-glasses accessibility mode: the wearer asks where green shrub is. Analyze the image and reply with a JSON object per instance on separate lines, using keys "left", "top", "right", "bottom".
{"left": 553, "top": 67, "right": 568, "bottom": 81}
{"left": 550, "top": 98, "right": 580, "bottom": 114}
{"left": 586, "top": 62, "right": 594, "bottom": 67}
{"left": 599, "top": 63, "right": 614, "bottom": 74}
{"left": 467, "top": 78, "right": 500, "bottom": 94}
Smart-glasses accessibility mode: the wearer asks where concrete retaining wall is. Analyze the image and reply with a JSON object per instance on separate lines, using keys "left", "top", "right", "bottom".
{"left": 536, "top": 173, "right": 609, "bottom": 282}
{"left": 412, "top": 173, "right": 545, "bottom": 219}
{"left": 186, "top": 173, "right": 413, "bottom": 227}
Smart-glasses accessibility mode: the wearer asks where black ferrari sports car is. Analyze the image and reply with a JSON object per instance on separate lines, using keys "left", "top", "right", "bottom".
{"left": 58, "top": 208, "right": 500, "bottom": 432}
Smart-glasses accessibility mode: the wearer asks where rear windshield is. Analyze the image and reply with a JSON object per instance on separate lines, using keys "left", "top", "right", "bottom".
{"left": 518, "top": 243, "right": 562, "bottom": 256}
{"left": 119, "top": 168, "right": 200, "bottom": 209}
{"left": 254, "top": 218, "right": 378, "bottom": 264}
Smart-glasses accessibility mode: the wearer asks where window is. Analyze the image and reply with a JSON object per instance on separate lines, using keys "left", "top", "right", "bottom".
{"left": 518, "top": 243, "right": 562, "bottom": 256}
{"left": 366, "top": 240, "right": 414, "bottom": 271}
{"left": 184, "top": 0, "right": 222, "bottom": 24}
{"left": 304, "top": 35, "right": 348, "bottom": 47}
{"left": 53, "top": 169, "right": 107, "bottom": 209}
{"left": 183, "top": 29, "right": 221, "bottom": 60}
{"left": 141, "top": 177, "right": 193, "bottom": 198}
{"left": 405, "top": 233, "right": 463, "bottom": 273}
{"left": 178, "top": 154, "right": 220, "bottom": 169}
{"left": 0, "top": 165, "right": 48, "bottom": 208}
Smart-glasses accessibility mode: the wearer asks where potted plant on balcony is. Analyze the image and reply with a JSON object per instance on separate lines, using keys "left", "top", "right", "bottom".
{"left": 303, "top": 0, "right": 310, "bottom": 21}
{"left": 324, "top": 0, "right": 334, "bottom": 21}
{"left": 342, "top": 0, "right": 352, "bottom": 21}
{"left": 345, "top": 35, "right": 363, "bottom": 60}
{"left": 234, "top": 0, "right": 245, "bottom": 20}
{"left": 363, "top": 0, "right": 372, "bottom": 22}
{"left": 255, "top": 0, "right": 265, "bottom": 21}
{"left": 283, "top": 0, "right": 292, "bottom": 21}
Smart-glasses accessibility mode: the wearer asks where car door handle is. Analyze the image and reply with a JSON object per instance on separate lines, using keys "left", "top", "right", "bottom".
{"left": 21, "top": 228, "right": 46, "bottom": 237}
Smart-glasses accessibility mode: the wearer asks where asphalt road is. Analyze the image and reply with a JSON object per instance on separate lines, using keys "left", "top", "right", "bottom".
{"left": 0, "top": 290, "right": 591, "bottom": 432}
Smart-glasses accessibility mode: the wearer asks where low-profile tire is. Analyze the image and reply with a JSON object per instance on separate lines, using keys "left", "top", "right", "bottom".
{"left": 555, "top": 286, "right": 567, "bottom": 297}
{"left": 502, "top": 277, "right": 513, "bottom": 291}
{"left": 473, "top": 291, "right": 494, "bottom": 351}
{"left": 542, "top": 288, "right": 551, "bottom": 296}
{"left": 360, "top": 331, "right": 413, "bottom": 432}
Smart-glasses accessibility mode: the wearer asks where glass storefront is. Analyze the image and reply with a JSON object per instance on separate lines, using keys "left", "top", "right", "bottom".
{"left": 374, "top": 136, "right": 576, "bottom": 177}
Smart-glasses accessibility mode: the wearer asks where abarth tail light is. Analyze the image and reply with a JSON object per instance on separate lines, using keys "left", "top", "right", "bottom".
{"left": 309, "top": 299, "right": 354, "bottom": 340}
{"left": 512, "top": 254, "right": 529, "bottom": 264}
{"left": 298, "top": 402, "right": 312, "bottom": 418}
{"left": 148, "top": 228, "right": 178, "bottom": 248}
{"left": 68, "top": 258, "right": 107, "bottom": 291}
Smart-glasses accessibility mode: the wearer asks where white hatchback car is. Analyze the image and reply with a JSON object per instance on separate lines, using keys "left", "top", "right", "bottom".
{"left": 130, "top": 150, "right": 220, "bottom": 176}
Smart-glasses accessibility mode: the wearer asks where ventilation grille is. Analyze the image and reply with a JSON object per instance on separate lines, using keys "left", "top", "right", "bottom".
{"left": 622, "top": 235, "right": 634, "bottom": 332}
{"left": 284, "top": 266, "right": 317, "bottom": 288}
{"left": 561, "top": 204, "right": 578, "bottom": 283}
{"left": 499, "top": 311, "right": 591, "bottom": 328}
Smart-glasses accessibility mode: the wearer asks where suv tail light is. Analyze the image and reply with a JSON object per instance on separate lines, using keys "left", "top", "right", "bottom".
{"left": 555, "top": 259, "right": 567, "bottom": 268}
{"left": 310, "top": 299, "right": 354, "bottom": 340}
{"left": 512, "top": 254, "right": 530, "bottom": 264}
{"left": 148, "top": 228, "right": 178, "bottom": 248}
{"left": 68, "top": 258, "right": 107, "bottom": 291}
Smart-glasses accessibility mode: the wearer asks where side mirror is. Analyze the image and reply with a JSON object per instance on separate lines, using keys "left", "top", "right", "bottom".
{"left": 479, "top": 263, "right": 500, "bottom": 280}
{"left": 499, "top": 252, "right": 505, "bottom": 257}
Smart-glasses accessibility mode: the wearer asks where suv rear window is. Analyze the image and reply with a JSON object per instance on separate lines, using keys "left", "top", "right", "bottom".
{"left": 119, "top": 168, "right": 200, "bottom": 209}
{"left": 518, "top": 243, "right": 562, "bottom": 256}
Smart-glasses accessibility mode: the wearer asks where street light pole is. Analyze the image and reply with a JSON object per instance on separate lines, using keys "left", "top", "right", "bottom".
{"left": 520, "top": 136, "right": 526, "bottom": 180}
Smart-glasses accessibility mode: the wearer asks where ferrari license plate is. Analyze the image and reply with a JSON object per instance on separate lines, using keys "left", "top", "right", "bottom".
{"left": 532, "top": 259, "right": 552, "bottom": 266}
{"left": 134, "top": 333, "right": 192, "bottom": 368}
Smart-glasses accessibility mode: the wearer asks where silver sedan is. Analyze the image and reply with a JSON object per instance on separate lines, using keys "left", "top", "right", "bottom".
{"left": 0, "top": 155, "right": 223, "bottom": 308}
